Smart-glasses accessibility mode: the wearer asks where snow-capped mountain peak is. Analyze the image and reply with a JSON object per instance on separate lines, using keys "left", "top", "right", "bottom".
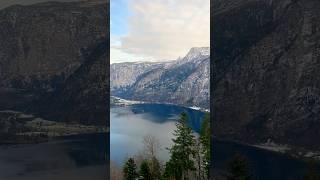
{"left": 183, "top": 47, "right": 210, "bottom": 61}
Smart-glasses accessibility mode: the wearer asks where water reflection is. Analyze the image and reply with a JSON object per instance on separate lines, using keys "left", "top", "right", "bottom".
{"left": 110, "top": 104, "right": 204, "bottom": 165}
{"left": 0, "top": 134, "right": 107, "bottom": 180}
{"left": 213, "top": 139, "right": 320, "bottom": 180}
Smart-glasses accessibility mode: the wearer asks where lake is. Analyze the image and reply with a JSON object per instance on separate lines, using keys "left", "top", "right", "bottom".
{"left": 0, "top": 133, "right": 108, "bottom": 180}
{"left": 111, "top": 103, "right": 319, "bottom": 179}
{"left": 213, "top": 139, "right": 320, "bottom": 180}
{"left": 110, "top": 103, "right": 205, "bottom": 165}
{"left": 1, "top": 102, "right": 317, "bottom": 180}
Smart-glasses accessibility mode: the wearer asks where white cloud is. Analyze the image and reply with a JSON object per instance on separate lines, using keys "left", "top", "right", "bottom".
{"left": 117, "top": 0, "right": 210, "bottom": 61}
{"left": 111, "top": 48, "right": 154, "bottom": 63}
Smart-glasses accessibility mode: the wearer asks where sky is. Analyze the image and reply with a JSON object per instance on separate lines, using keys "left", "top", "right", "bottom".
{"left": 111, "top": 0, "right": 210, "bottom": 64}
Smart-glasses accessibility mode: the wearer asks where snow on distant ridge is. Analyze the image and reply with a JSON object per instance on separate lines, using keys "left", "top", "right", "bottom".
{"left": 183, "top": 47, "right": 210, "bottom": 61}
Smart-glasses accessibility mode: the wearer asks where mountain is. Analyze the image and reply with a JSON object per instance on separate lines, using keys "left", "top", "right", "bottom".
{"left": 212, "top": 0, "right": 320, "bottom": 152}
{"left": 0, "top": 1, "right": 108, "bottom": 126}
{"left": 110, "top": 62, "right": 166, "bottom": 91}
{"left": 110, "top": 47, "right": 210, "bottom": 108}
{"left": 36, "top": 39, "right": 108, "bottom": 126}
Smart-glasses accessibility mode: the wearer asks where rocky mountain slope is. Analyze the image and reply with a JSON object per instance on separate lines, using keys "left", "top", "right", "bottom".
{"left": 35, "top": 39, "right": 108, "bottom": 126}
{"left": 111, "top": 47, "right": 210, "bottom": 108}
{"left": 212, "top": 0, "right": 320, "bottom": 152}
{"left": 110, "top": 62, "right": 166, "bottom": 91}
{"left": 0, "top": 1, "right": 108, "bottom": 126}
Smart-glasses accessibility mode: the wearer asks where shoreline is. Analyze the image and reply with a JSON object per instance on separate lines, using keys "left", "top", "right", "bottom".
{"left": 0, "top": 110, "right": 108, "bottom": 145}
{"left": 111, "top": 96, "right": 210, "bottom": 113}
{"left": 214, "top": 137, "right": 320, "bottom": 162}
{"left": 0, "top": 131, "right": 109, "bottom": 146}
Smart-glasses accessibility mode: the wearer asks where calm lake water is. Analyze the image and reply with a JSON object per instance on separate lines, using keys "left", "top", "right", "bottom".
{"left": 110, "top": 104, "right": 205, "bottom": 165}
{"left": 213, "top": 139, "right": 320, "bottom": 180}
{"left": 111, "top": 103, "right": 319, "bottom": 179}
{"left": 0, "top": 133, "right": 108, "bottom": 180}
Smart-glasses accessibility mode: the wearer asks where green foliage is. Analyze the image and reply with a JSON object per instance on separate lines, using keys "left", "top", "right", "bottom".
{"left": 164, "top": 153, "right": 183, "bottom": 179}
{"left": 123, "top": 158, "right": 138, "bottom": 180}
{"left": 150, "top": 156, "right": 162, "bottom": 180}
{"left": 200, "top": 113, "right": 210, "bottom": 179}
{"left": 123, "top": 113, "right": 211, "bottom": 180}
{"left": 140, "top": 160, "right": 152, "bottom": 180}
{"left": 164, "top": 112, "right": 197, "bottom": 180}
{"left": 226, "top": 153, "right": 251, "bottom": 180}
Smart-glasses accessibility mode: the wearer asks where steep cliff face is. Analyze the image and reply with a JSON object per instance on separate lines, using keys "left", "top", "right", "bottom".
{"left": 173, "top": 57, "right": 209, "bottom": 108}
{"left": 110, "top": 62, "right": 166, "bottom": 92}
{"left": 0, "top": 1, "right": 108, "bottom": 91}
{"left": 111, "top": 47, "right": 210, "bottom": 108}
{"left": 0, "top": 1, "right": 108, "bottom": 126}
{"left": 36, "top": 39, "right": 108, "bottom": 126}
{"left": 212, "top": 0, "right": 320, "bottom": 151}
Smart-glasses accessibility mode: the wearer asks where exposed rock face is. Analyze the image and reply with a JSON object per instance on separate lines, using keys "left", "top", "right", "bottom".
{"left": 36, "top": 39, "right": 108, "bottom": 126}
{"left": 111, "top": 47, "right": 210, "bottom": 108}
{"left": 0, "top": 1, "right": 108, "bottom": 126}
{"left": 110, "top": 62, "right": 165, "bottom": 91}
{"left": 173, "top": 57, "right": 209, "bottom": 108}
{"left": 212, "top": 0, "right": 320, "bottom": 151}
{"left": 0, "top": 1, "right": 108, "bottom": 91}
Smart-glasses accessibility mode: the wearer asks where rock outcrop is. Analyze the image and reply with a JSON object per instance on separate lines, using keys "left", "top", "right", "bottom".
{"left": 0, "top": 1, "right": 109, "bottom": 126}
{"left": 212, "top": 0, "right": 320, "bottom": 151}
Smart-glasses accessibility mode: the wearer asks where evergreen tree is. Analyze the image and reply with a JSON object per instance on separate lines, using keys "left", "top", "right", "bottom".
{"left": 164, "top": 155, "right": 182, "bottom": 180}
{"left": 123, "top": 158, "right": 138, "bottom": 180}
{"left": 195, "top": 138, "right": 203, "bottom": 180}
{"left": 140, "top": 160, "right": 152, "bottom": 180}
{"left": 226, "top": 153, "right": 251, "bottom": 180}
{"left": 150, "top": 156, "right": 162, "bottom": 180}
{"left": 164, "top": 112, "right": 197, "bottom": 180}
{"left": 200, "top": 113, "right": 210, "bottom": 179}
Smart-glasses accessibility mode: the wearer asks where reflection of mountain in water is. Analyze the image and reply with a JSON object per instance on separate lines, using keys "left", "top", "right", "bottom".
{"left": 130, "top": 104, "right": 205, "bottom": 133}
{"left": 213, "top": 138, "right": 320, "bottom": 180}
{"left": 110, "top": 104, "right": 204, "bottom": 164}
{"left": 0, "top": 133, "right": 107, "bottom": 180}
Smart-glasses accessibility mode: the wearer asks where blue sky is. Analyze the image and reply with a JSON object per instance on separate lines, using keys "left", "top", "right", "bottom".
{"left": 111, "top": 0, "right": 210, "bottom": 64}
{"left": 110, "top": 0, "right": 129, "bottom": 37}
{"left": 110, "top": 0, "right": 148, "bottom": 63}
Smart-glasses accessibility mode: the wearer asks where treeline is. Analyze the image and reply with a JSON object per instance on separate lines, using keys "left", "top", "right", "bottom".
{"left": 112, "top": 112, "right": 210, "bottom": 180}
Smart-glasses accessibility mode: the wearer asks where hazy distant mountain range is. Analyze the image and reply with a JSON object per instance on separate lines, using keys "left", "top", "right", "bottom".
{"left": 110, "top": 47, "right": 210, "bottom": 109}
